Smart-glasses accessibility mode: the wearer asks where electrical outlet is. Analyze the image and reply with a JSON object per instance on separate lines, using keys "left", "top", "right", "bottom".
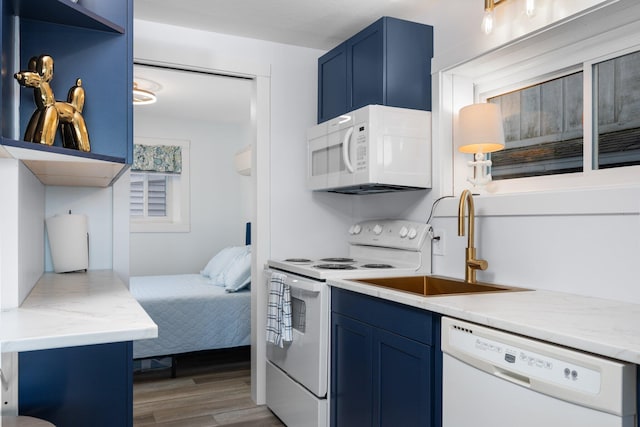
{"left": 433, "top": 229, "right": 446, "bottom": 256}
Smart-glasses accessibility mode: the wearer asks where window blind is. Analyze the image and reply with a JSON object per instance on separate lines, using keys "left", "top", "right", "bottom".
{"left": 147, "top": 175, "right": 167, "bottom": 217}
{"left": 130, "top": 174, "right": 144, "bottom": 216}
{"left": 130, "top": 173, "right": 167, "bottom": 217}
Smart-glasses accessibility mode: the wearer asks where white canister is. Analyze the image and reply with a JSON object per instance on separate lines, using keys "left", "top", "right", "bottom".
{"left": 46, "top": 213, "right": 89, "bottom": 273}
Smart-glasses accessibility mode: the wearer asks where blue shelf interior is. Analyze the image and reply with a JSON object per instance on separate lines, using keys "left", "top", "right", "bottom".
{"left": 9, "top": 0, "right": 133, "bottom": 164}
{"left": 11, "top": 0, "right": 124, "bottom": 33}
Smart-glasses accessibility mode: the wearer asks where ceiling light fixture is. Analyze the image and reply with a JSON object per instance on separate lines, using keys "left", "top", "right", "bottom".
{"left": 133, "top": 82, "right": 157, "bottom": 105}
{"left": 482, "top": 0, "right": 497, "bottom": 34}
{"left": 482, "top": 0, "right": 536, "bottom": 34}
{"left": 525, "top": 0, "right": 536, "bottom": 17}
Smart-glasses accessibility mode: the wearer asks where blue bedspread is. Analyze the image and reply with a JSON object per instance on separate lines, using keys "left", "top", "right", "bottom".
{"left": 130, "top": 274, "right": 251, "bottom": 359}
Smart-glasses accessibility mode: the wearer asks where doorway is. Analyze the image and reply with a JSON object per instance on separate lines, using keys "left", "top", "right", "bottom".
{"left": 130, "top": 64, "right": 254, "bottom": 275}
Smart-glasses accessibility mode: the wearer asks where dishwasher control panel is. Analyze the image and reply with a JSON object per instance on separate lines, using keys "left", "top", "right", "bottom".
{"left": 451, "top": 325, "right": 601, "bottom": 394}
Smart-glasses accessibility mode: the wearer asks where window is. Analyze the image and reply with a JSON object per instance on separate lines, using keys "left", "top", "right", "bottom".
{"left": 440, "top": 4, "right": 640, "bottom": 216}
{"left": 489, "top": 72, "right": 584, "bottom": 180}
{"left": 130, "top": 138, "right": 190, "bottom": 233}
{"left": 487, "top": 49, "right": 640, "bottom": 181}
{"left": 454, "top": 34, "right": 640, "bottom": 196}
{"left": 594, "top": 50, "right": 640, "bottom": 170}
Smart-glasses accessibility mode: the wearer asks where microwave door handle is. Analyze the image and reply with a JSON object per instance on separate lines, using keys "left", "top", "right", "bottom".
{"left": 342, "top": 127, "right": 355, "bottom": 173}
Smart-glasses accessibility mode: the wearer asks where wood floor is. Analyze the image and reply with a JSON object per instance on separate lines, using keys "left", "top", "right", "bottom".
{"left": 133, "top": 349, "right": 284, "bottom": 427}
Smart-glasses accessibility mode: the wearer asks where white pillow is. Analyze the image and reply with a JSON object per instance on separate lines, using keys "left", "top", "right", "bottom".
{"left": 200, "top": 246, "right": 246, "bottom": 284}
{"left": 223, "top": 248, "right": 252, "bottom": 292}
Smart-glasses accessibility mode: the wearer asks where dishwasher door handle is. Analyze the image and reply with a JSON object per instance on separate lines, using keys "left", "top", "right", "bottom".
{"left": 493, "top": 366, "right": 532, "bottom": 388}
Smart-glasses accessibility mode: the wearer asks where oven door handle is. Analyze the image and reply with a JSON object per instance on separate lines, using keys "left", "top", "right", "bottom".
{"left": 287, "top": 278, "right": 322, "bottom": 294}
{"left": 266, "top": 270, "right": 323, "bottom": 294}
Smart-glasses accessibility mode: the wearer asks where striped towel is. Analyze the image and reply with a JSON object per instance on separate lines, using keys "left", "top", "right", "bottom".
{"left": 266, "top": 272, "right": 293, "bottom": 348}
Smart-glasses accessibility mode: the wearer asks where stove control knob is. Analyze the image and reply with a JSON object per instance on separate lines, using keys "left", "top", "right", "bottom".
{"left": 399, "top": 226, "right": 409, "bottom": 238}
{"left": 373, "top": 224, "right": 383, "bottom": 235}
{"left": 407, "top": 228, "right": 418, "bottom": 239}
{"left": 352, "top": 224, "right": 362, "bottom": 235}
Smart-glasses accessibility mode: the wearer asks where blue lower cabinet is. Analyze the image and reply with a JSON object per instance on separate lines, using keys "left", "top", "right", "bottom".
{"left": 374, "top": 329, "right": 432, "bottom": 426}
{"left": 332, "top": 313, "right": 374, "bottom": 426}
{"left": 331, "top": 288, "right": 441, "bottom": 427}
{"left": 19, "top": 341, "right": 133, "bottom": 427}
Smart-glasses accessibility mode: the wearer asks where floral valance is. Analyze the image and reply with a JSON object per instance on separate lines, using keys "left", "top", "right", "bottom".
{"left": 133, "top": 144, "right": 182, "bottom": 174}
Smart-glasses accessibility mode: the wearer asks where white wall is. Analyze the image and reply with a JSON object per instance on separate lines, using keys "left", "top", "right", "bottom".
{"left": 44, "top": 186, "right": 114, "bottom": 272}
{"left": 432, "top": 203, "right": 640, "bottom": 300}
{"left": 0, "top": 160, "right": 45, "bottom": 309}
{"left": 18, "top": 162, "right": 45, "bottom": 305}
{"left": 130, "top": 113, "right": 251, "bottom": 276}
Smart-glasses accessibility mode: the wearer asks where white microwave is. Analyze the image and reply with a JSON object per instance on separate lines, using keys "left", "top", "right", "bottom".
{"left": 307, "top": 105, "right": 431, "bottom": 194}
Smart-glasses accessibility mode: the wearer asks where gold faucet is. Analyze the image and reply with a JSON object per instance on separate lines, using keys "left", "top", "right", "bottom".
{"left": 458, "top": 190, "right": 488, "bottom": 284}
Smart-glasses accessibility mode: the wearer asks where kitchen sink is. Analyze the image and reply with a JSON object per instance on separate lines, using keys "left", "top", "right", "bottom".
{"left": 353, "top": 275, "right": 527, "bottom": 297}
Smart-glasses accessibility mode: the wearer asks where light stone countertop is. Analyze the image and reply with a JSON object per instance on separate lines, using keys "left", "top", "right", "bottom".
{"left": 0, "top": 270, "right": 158, "bottom": 353}
{"left": 328, "top": 277, "right": 640, "bottom": 365}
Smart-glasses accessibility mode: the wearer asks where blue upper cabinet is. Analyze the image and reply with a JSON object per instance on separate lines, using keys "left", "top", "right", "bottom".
{"left": 0, "top": 0, "right": 133, "bottom": 186}
{"left": 318, "top": 43, "right": 348, "bottom": 125}
{"left": 317, "top": 17, "right": 433, "bottom": 123}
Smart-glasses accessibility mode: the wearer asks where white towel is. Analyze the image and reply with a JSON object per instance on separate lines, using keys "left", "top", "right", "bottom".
{"left": 266, "top": 272, "right": 293, "bottom": 348}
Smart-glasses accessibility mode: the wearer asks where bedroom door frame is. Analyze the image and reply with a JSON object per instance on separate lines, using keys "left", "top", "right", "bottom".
{"left": 125, "top": 53, "right": 271, "bottom": 404}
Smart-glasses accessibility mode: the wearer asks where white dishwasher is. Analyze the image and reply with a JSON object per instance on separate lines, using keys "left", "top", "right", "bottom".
{"left": 441, "top": 317, "right": 637, "bottom": 427}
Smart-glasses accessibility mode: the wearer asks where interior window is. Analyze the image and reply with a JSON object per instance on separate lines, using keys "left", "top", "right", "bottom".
{"left": 129, "top": 138, "right": 190, "bottom": 233}
{"left": 488, "top": 72, "right": 584, "bottom": 180}
{"left": 594, "top": 50, "right": 640, "bottom": 170}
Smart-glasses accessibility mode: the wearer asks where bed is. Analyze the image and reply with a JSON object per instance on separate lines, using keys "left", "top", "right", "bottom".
{"left": 130, "top": 241, "right": 252, "bottom": 374}
{"left": 131, "top": 273, "right": 250, "bottom": 357}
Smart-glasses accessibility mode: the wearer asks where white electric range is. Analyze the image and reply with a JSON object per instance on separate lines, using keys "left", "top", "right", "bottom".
{"left": 265, "top": 219, "right": 433, "bottom": 427}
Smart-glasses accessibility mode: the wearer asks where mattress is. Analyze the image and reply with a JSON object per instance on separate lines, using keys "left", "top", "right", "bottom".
{"left": 130, "top": 274, "right": 251, "bottom": 359}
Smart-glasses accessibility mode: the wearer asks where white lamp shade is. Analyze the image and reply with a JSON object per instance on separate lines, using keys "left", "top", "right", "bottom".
{"left": 458, "top": 103, "right": 505, "bottom": 154}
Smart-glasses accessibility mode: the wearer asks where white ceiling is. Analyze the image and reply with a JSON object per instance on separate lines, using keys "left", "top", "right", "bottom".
{"left": 133, "top": 0, "right": 436, "bottom": 51}
{"left": 133, "top": 64, "right": 252, "bottom": 124}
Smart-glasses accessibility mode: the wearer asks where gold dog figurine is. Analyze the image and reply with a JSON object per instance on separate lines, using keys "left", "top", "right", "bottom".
{"left": 14, "top": 55, "right": 91, "bottom": 152}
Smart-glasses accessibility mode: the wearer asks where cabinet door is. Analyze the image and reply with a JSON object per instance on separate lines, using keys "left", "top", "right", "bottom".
{"left": 384, "top": 17, "right": 433, "bottom": 112}
{"left": 374, "top": 329, "right": 432, "bottom": 427}
{"left": 348, "top": 20, "right": 384, "bottom": 111}
{"left": 331, "top": 313, "right": 373, "bottom": 427}
{"left": 19, "top": 341, "right": 133, "bottom": 427}
{"left": 318, "top": 43, "right": 348, "bottom": 123}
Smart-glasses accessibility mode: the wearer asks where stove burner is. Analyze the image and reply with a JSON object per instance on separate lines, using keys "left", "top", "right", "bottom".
{"left": 314, "top": 263, "right": 357, "bottom": 270}
{"left": 361, "top": 263, "right": 395, "bottom": 269}
{"left": 284, "top": 258, "right": 312, "bottom": 263}
{"left": 320, "top": 257, "right": 355, "bottom": 263}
